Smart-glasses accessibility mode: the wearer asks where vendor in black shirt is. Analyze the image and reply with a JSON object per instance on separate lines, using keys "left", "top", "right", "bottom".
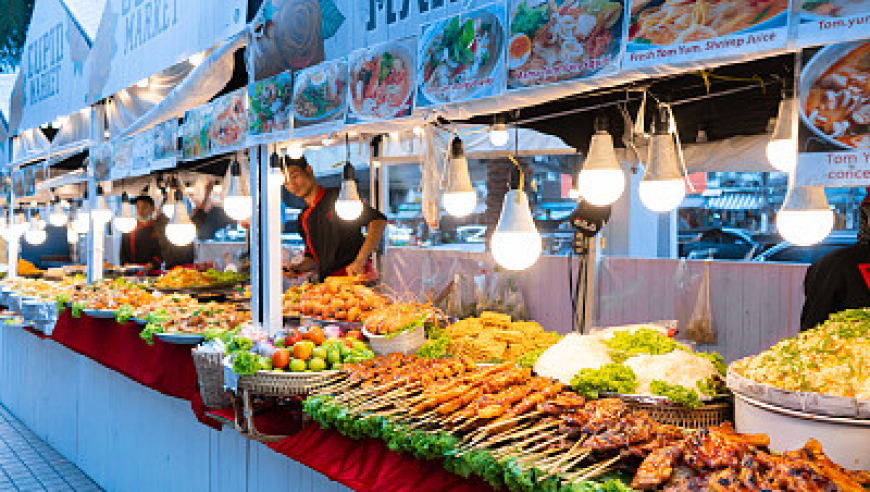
{"left": 120, "top": 195, "right": 164, "bottom": 271}
{"left": 282, "top": 156, "right": 387, "bottom": 281}
{"left": 800, "top": 191, "right": 870, "bottom": 330}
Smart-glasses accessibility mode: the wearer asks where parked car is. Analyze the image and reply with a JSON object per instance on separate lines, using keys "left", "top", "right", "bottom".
{"left": 679, "top": 227, "right": 760, "bottom": 260}
{"left": 752, "top": 232, "right": 858, "bottom": 264}
{"left": 457, "top": 225, "right": 487, "bottom": 243}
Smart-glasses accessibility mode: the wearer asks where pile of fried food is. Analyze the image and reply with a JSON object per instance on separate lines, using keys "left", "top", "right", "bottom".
{"left": 67, "top": 279, "right": 155, "bottom": 310}
{"left": 444, "top": 311, "right": 560, "bottom": 363}
{"left": 17, "top": 259, "right": 41, "bottom": 276}
{"left": 311, "top": 354, "right": 869, "bottom": 491}
{"left": 363, "top": 302, "right": 441, "bottom": 336}
{"left": 153, "top": 267, "right": 248, "bottom": 289}
{"left": 283, "top": 277, "right": 388, "bottom": 322}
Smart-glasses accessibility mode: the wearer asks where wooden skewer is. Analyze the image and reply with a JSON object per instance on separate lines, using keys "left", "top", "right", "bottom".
{"left": 460, "top": 420, "right": 554, "bottom": 454}
{"left": 563, "top": 456, "right": 621, "bottom": 483}
{"left": 506, "top": 434, "right": 562, "bottom": 460}
{"left": 479, "top": 410, "right": 543, "bottom": 433}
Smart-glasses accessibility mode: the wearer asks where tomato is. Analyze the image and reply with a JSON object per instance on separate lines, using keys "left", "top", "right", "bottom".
{"left": 271, "top": 348, "right": 291, "bottom": 370}
{"left": 305, "top": 326, "right": 325, "bottom": 345}
{"left": 285, "top": 328, "right": 302, "bottom": 347}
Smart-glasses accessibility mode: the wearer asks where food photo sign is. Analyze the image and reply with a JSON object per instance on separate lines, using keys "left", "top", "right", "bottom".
{"left": 347, "top": 37, "right": 416, "bottom": 124}
{"left": 151, "top": 119, "right": 179, "bottom": 172}
{"left": 247, "top": 71, "right": 294, "bottom": 145}
{"left": 507, "top": 0, "right": 625, "bottom": 89}
{"left": 210, "top": 88, "right": 249, "bottom": 155}
{"left": 292, "top": 58, "right": 349, "bottom": 137}
{"left": 798, "top": 0, "right": 870, "bottom": 46}
{"left": 797, "top": 40, "right": 870, "bottom": 186}
{"left": 417, "top": 3, "right": 508, "bottom": 107}
{"left": 90, "top": 143, "right": 113, "bottom": 182}
{"left": 622, "top": 0, "right": 791, "bottom": 69}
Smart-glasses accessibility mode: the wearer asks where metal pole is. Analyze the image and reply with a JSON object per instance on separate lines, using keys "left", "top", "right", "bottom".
{"left": 260, "top": 144, "right": 283, "bottom": 334}
{"left": 87, "top": 104, "right": 105, "bottom": 284}
{"left": 249, "top": 147, "right": 263, "bottom": 328}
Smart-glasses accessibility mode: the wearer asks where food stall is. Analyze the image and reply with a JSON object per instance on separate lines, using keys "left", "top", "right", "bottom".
{"left": 0, "top": 0, "right": 869, "bottom": 490}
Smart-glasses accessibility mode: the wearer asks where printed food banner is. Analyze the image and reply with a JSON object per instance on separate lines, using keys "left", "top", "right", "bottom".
{"left": 292, "top": 58, "right": 348, "bottom": 137}
{"left": 112, "top": 137, "right": 135, "bottom": 179}
{"left": 12, "top": 170, "right": 26, "bottom": 198}
{"left": 152, "top": 119, "right": 179, "bottom": 171}
{"left": 417, "top": 3, "right": 507, "bottom": 107}
{"left": 90, "top": 143, "right": 113, "bottom": 182}
{"left": 798, "top": 0, "right": 870, "bottom": 46}
{"left": 210, "top": 88, "right": 249, "bottom": 155}
{"left": 797, "top": 40, "right": 870, "bottom": 186}
{"left": 182, "top": 102, "right": 214, "bottom": 160}
{"left": 507, "top": 0, "right": 625, "bottom": 90}
{"left": 622, "top": 0, "right": 790, "bottom": 69}
{"left": 347, "top": 37, "right": 416, "bottom": 124}
{"left": 247, "top": 71, "right": 294, "bottom": 145}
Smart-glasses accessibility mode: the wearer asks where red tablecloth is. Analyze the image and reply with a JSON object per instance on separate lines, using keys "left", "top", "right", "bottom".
{"left": 47, "top": 310, "right": 216, "bottom": 428}
{"left": 206, "top": 408, "right": 495, "bottom": 492}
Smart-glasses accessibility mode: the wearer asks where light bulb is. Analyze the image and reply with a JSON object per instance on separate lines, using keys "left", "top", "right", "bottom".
{"left": 136, "top": 77, "right": 150, "bottom": 88}
{"left": 767, "top": 96, "right": 797, "bottom": 173}
{"left": 578, "top": 121, "right": 626, "bottom": 206}
{"left": 165, "top": 200, "right": 197, "bottom": 246}
{"left": 223, "top": 196, "right": 252, "bottom": 221}
{"left": 114, "top": 193, "right": 137, "bottom": 233}
{"left": 776, "top": 184, "right": 834, "bottom": 246}
{"left": 443, "top": 192, "right": 477, "bottom": 217}
{"left": 72, "top": 210, "right": 90, "bottom": 234}
{"left": 91, "top": 193, "right": 113, "bottom": 224}
{"left": 48, "top": 202, "right": 68, "bottom": 227}
{"left": 162, "top": 201, "right": 175, "bottom": 220}
{"left": 639, "top": 179, "right": 686, "bottom": 213}
{"left": 336, "top": 181, "right": 363, "bottom": 221}
{"left": 569, "top": 186, "right": 581, "bottom": 200}
{"left": 288, "top": 145, "right": 305, "bottom": 159}
{"left": 24, "top": 228, "right": 46, "bottom": 245}
{"left": 489, "top": 123, "right": 509, "bottom": 147}
{"left": 640, "top": 109, "right": 686, "bottom": 213}
{"left": 443, "top": 136, "right": 477, "bottom": 217}
{"left": 413, "top": 126, "right": 424, "bottom": 136}
{"left": 188, "top": 52, "right": 205, "bottom": 66}
{"left": 322, "top": 136, "right": 336, "bottom": 146}
{"left": 67, "top": 229, "right": 78, "bottom": 244}
{"left": 766, "top": 139, "right": 797, "bottom": 173}
{"left": 491, "top": 189, "right": 542, "bottom": 271}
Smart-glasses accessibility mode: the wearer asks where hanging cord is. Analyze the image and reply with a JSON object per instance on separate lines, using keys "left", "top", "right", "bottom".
{"left": 663, "top": 102, "right": 695, "bottom": 193}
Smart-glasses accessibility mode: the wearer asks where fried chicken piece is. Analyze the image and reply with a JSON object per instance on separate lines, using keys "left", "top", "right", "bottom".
{"left": 632, "top": 442, "right": 685, "bottom": 489}
{"left": 585, "top": 413, "right": 654, "bottom": 452}
{"left": 783, "top": 439, "right": 870, "bottom": 488}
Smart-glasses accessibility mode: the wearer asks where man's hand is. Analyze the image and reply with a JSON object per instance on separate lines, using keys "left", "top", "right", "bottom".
{"left": 346, "top": 258, "right": 366, "bottom": 277}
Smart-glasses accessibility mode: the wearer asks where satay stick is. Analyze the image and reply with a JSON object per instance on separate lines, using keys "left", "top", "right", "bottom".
{"left": 562, "top": 455, "right": 621, "bottom": 483}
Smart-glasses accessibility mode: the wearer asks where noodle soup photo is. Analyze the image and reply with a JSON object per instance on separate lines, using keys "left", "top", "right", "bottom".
{"left": 347, "top": 38, "right": 416, "bottom": 124}
{"left": 507, "top": 0, "right": 624, "bottom": 89}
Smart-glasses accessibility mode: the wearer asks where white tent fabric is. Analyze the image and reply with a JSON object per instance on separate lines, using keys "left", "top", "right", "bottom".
{"left": 59, "top": 0, "right": 105, "bottom": 41}
{"left": 0, "top": 73, "right": 15, "bottom": 125}
{"left": 115, "top": 33, "right": 245, "bottom": 138}
{"left": 12, "top": 128, "right": 50, "bottom": 166}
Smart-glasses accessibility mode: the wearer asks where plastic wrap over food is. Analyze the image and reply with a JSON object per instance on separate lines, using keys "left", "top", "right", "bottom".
{"left": 727, "top": 368, "right": 870, "bottom": 419}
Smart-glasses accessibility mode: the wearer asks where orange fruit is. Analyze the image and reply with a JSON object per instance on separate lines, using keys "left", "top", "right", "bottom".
{"left": 305, "top": 326, "right": 325, "bottom": 345}
{"left": 271, "top": 348, "right": 291, "bottom": 369}
{"left": 293, "top": 342, "right": 313, "bottom": 361}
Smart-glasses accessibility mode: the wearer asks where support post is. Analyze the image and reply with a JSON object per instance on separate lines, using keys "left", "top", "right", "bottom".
{"left": 261, "top": 144, "right": 283, "bottom": 334}
{"left": 250, "top": 147, "right": 263, "bottom": 329}
{"left": 87, "top": 104, "right": 105, "bottom": 284}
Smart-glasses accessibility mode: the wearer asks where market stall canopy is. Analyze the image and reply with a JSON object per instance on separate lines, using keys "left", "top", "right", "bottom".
{"left": 84, "top": 0, "right": 247, "bottom": 106}
{"left": 7, "top": 0, "right": 103, "bottom": 134}
{"left": 0, "top": 73, "right": 14, "bottom": 169}
{"left": 112, "top": 33, "right": 246, "bottom": 138}
{"left": 12, "top": 129, "right": 50, "bottom": 166}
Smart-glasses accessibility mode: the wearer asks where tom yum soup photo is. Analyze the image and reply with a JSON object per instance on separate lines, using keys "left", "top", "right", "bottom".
{"left": 803, "top": 40, "right": 870, "bottom": 149}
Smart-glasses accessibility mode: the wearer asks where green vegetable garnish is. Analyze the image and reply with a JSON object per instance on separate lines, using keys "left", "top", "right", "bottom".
{"left": 139, "top": 322, "right": 165, "bottom": 346}
{"left": 602, "top": 328, "right": 688, "bottom": 362}
{"left": 651, "top": 380, "right": 703, "bottom": 408}
{"left": 511, "top": 2, "right": 548, "bottom": 39}
{"left": 571, "top": 363, "right": 638, "bottom": 399}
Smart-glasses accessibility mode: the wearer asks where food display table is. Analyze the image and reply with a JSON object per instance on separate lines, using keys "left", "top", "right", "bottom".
{"left": 0, "top": 314, "right": 496, "bottom": 492}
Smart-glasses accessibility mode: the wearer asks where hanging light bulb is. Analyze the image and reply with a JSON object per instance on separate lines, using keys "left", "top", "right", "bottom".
{"left": 114, "top": 192, "right": 137, "bottom": 233}
{"left": 577, "top": 115, "right": 626, "bottom": 206}
{"left": 91, "top": 186, "right": 113, "bottom": 224}
{"left": 161, "top": 190, "right": 176, "bottom": 220}
{"left": 24, "top": 212, "right": 46, "bottom": 245}
{"left": 224, "top": 160, "right": 252, "bottom": 221}
{"left": 568, "top": 170, "right": 581, "bottom": 200}
{"left": 639, "top": 108, "right": 686, "bottom": 213}
{"left": 48, "top": 198, "right": 68, "bottom": 227}
{"left": 165, "top": 192, "right": 197, "bottom": 246}
{"left": 136, "top": 77, "right": 150, "bottom": 89}
{"left": 442, "top": 136, "right": 478, "bottom": 217}
{"left": 67, "top": 228, "right": 78, "bottom": 244}
{"left": 413, "top": 126, "right": 425, "bottom": 137}
{"left": 288, "top": 145, "right": 305, "bottom": 160}
{"left": 336, "top": 162, "right": 363, "bottom": 221}
{"left": 72, "top": 203, "right": 90, "bottom": 234}
{"left": 767, "top": 93, "right": 797, "bottom": 173}
{"left": 489, "top": 121, "right": 509, "bottom": 147}
{"left": 188, "top": 51, "right": 205, "bottom": 67}
{"left": 11, "top": 210, "right": 27, "bottom": 239}
{"left": 776, "top": 183, "right": 834, "bottom": 246}
{"left": 491, "top": 169, "right": 542, "bottom": 271}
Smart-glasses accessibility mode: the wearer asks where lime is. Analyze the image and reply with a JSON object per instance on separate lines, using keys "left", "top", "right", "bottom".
{"left": 339, "top": 343, "right": 351, "bottom": 356}
{"left": 289, "top": 359, "right": 306, "bottom": 372}
{"left": 308, "top": 358, "right": 327, "bottom": 372}
{"left": 311, "top": 347, "right": 327, "bottom": 360}
{"left": 331, "top": 361, "right": 343, "bottom": 370}
{"left": 327, "top": 350, "right": 341, "bottom": 364}
{"left": 352, "top": 340, "right": 367, "bottom": 351}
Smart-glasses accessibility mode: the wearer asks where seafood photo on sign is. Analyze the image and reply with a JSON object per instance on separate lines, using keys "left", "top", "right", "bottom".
{"left": 210, "top": 90, "right": 249, "bottom": 153}
{"left": 248, "top": 71, "right": 294, "bottom": 137}
{"left": 347, "top": 38, "right": 416, "bottom": 124}
{"left": 801, "top": 0, "right": 870, "bottom": 17}
{"left": 507, "top": 0, "right": 624, "bottom": 89}
{"left": 628, "top": 0, "right": 789, "bottom": 46}
{"left": 418, "top": 4, "right": 506, "bottom": 106}
{"left": 800, "top": 40, "right": 870, "bottom": 150}
{"left": 293, "top": 59, "right": 348, "bottom": 130}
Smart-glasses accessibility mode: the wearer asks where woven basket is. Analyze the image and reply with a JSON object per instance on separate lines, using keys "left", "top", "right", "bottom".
{"left": 626, "top": 400, "right": 733, "bottom": 429}
{"left": 192, "top": 349, "right": 233, "bottom": 409}
{"left": 236, "top": 370, "right": 340, "bottom": 397}
{"left": 363, "top": 325, "right": 425, "bottom": 356}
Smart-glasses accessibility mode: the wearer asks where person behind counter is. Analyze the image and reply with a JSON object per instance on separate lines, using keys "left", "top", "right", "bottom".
{"left": 282, "top": 156, "right": 387, "bottom": 282}
{"left": 800, "top": 190, "right": 870, "bottom": 330}
{"left": 120, "top": 195, "right": 163, "bottom": 271}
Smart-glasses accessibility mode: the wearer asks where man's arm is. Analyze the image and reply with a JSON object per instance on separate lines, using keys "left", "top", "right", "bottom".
{"left": 347, "top": 219, "right": 386, "bottom": 276}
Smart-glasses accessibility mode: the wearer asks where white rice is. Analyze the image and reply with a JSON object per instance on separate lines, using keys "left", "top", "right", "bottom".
{"left": 623, "top": 350, "right": 719, "bottom": 395}
{"left": 534, "top": 333, "right": 613, "bottom": 385}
